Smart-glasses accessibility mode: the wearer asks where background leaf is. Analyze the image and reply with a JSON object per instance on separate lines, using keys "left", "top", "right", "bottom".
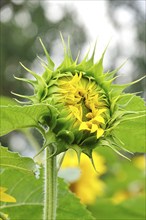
{"left": 89, "top": 196, "right": 145, "bottom": 220}
{"left": 0, "top": 147, "right": 94, "bottom": 220}
{"left": 0, "top": 104, "right": 49, "bottom": 136}
{"left": 114, "top": 95, "right": 146, "bottom": 152}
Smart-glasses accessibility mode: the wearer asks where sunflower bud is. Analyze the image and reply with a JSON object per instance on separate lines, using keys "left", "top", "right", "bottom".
{"left": 14, "top": 35, "right": 145, "bottom": 160}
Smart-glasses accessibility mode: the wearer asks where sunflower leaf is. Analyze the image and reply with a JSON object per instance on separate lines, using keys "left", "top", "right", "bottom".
{"left": 114, "top": 94, "right": 146, "bottom": 152}
{"left": 0, "top": 104, "right": 50, "bottom": 136}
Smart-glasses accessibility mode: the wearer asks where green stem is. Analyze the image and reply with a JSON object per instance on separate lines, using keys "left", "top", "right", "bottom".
{"left": 44, "top": 145, "right": 57, "bottom": 220}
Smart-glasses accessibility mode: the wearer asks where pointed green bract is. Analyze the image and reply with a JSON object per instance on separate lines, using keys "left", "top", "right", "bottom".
{"left": 39, "top": 38, "right": 55, "bottom": 71}
{"left": 1, "top": 35, "right": 145, "bottom": 162}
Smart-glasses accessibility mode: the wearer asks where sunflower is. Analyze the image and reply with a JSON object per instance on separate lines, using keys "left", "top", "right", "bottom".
{"left": 60, "top": 150, "right": 106, "bottom": 204}
{"left": 13, "top": 34, "right": 145, "bottom": 160}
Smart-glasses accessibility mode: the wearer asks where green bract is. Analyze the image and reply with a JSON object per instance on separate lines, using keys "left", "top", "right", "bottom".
{"left": 13, "top": 35, "right": 145, "bottom": 160}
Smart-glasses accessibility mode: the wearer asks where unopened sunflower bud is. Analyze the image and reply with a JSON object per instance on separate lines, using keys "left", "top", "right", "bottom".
{"left": 14, "top": 35, "right": 145, "bottom": 160}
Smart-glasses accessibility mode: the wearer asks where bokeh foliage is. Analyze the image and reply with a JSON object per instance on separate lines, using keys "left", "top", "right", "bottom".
{"left": 0, "top": 0, "right": 87, "bottom": 97}
{"left": 107, "top": 0, "right": 146, "bottom": 98}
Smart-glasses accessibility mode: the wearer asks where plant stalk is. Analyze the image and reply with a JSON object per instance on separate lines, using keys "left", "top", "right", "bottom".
{"left": 44, "top": 145, "right": 57, "bottom": 220}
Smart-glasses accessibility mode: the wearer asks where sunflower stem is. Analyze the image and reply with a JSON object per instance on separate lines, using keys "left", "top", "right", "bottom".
{"left": 44, "top": 145, "right": 57, "bottom": 220}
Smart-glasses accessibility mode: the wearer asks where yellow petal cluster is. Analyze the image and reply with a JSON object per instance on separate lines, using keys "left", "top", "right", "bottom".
{"left": 61, "top": 150, "right": 107, "bottom": 204}
{"left": 58, "top": 73, "right": 107, "bottom": 139}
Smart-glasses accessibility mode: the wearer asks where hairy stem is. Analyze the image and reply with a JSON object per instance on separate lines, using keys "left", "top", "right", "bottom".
{"left": 44, "top": 146, "right": 57, "bottom": 220}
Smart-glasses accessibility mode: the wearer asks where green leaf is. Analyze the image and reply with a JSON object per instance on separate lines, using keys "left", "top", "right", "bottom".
{"left": 0, "top": 146, "right": 37, "bottom": 175}
{"left": 118, "top": 196, "right": 145, "bottom": 219}
{"left": 118, "top": 94, "right": 145, "bottom": 111}
{"left": 0, "top": 148, "right": 94, "bottom": 220}
{"left": 0, "top": 104, "right": 49, "bottom": 136}
{"left": 114, "top": 95, "right": 146, "bottom": 152}
{"left": 57, "top": 178, "right": 95, "bottom": 220}
{"left": 0, "top": 169, "right": 43, "bottom": 220}
{"left": 89, "top": 196, "right": 145, "bottom": 220}
{"left": 113, "top": 117, "right": 146, "bottom": 152}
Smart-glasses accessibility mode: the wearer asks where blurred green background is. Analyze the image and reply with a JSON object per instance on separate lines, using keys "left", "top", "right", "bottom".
{"left": 0, "top": 1, "right": 145, "bottom": 219}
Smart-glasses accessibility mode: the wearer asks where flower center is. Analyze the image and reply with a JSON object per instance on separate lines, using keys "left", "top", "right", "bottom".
{"left": 58, "top": 73, "right": 108, "bottom": 139}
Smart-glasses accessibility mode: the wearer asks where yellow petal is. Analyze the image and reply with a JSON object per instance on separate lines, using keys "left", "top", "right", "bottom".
{"left": 79, "top": 122, "right": 90, "bottom": 131}
{"left": 98, "top": 108, "right": 107, "bottom": 115}
{"left": 97, "top": 128, "right": 104, "bottom": 139}
{"left": 0, "top": 187, "right": 16, "bottom": 203}
{"left": 93, "top": 115, "right": 105, "bottom": 124}
{"left": 91, "top": 124, "right": 98, "bottom": 133}
{"left": 86, "top": 112, "right": 93, "bottom": 119}
{"left": 71, "top": 73, "right": 81, "bottom": 84}
{"left": 69, "top": 106, "right": 82, "bottom": 121}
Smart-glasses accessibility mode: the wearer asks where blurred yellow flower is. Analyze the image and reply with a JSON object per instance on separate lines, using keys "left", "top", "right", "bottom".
{"left": 0, "top": 186, "right": 16, "bottom": 203}
{"left": 132, "top": 155, "right": 145, "bottom": 170}
{"left": 61, "top": 150, "right": 107, "bottom": 204}
{"left": 111, "top": 190, "right": 130, "bottom": 204}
